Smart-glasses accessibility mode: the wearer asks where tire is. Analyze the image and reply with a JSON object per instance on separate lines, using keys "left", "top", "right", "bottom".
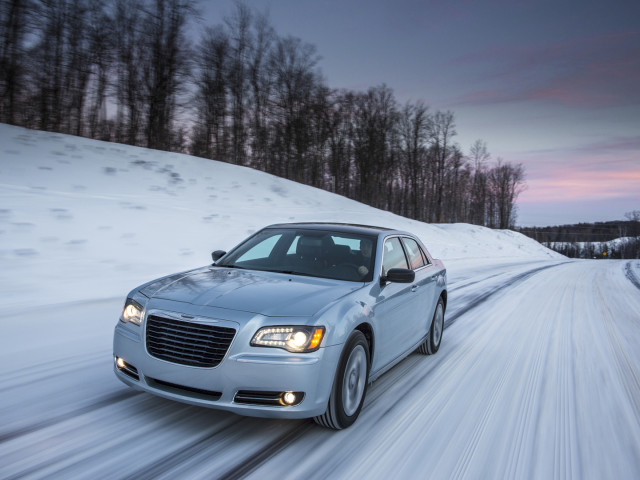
{"left": 313, "top": 331, "right": 370, "bottom": 429}
{"left": 418, "top": 297, "right": 444, "bottom": 355}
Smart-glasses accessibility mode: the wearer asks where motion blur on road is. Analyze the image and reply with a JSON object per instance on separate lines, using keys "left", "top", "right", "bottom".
{"left": 2, "top": 259, "right": 640, "bottom": 479}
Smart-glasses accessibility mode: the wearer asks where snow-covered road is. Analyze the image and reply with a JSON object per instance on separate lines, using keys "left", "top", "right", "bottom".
{"left": 2, "top": 259, "right": 639, "bottom": 480}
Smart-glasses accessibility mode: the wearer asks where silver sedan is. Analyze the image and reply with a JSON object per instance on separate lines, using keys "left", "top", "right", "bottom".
{"left": 113, "top": 223, "right": 447, "bottom": 429}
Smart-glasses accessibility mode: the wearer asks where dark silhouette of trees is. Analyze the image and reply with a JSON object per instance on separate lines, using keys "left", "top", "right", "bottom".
{"left": 488, "top": 159, "right": 526, "bottom": 229}
{"left": 142, "top": 0, "right": 195, "bottom": 151}
{"left": 0, "top": 0, "right": 32, "bottom": 124}
{"left": 191, "top": 25, "right": 229, "bottom": 160}
{"left": 519, "top": 214, "right": 640, "bottom": 258}
{"left": 86, "top": 0, "right": 113, "bottom": 139}
{"left": 1, "top": 0, "right": 528, "bottom": 229}
{"left": 113, "top": 0, "right": 144, "bottom": 144}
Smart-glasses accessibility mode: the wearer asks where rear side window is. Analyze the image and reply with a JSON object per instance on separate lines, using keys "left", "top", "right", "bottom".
{"left": 401, "top": 237, "right": 426, "bottom": 270}
{"left": 382, "top": 237, "right": 408, "bottom": 274}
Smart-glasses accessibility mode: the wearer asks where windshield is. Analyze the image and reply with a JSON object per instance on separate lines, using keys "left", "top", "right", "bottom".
{"left": 218, "top": 228, "right": 377, "bottom": 282}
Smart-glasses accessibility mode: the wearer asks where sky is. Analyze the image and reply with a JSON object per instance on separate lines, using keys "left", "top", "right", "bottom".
{"left": 202, "top": 0, "right": 640, "bottom": 227}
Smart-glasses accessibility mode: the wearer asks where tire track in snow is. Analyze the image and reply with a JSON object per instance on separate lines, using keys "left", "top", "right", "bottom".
{"left": 502, "top": 288, "right": 556, "bottom": 480}
{"left": 0, "top": 390, "right": 142, "bottom": 445}
{"left": 552, "top": 283, "right": 581, "bottom": 480}
{"left": 217, "top": 423, "right": 314, "bottom": 480}
{"left": 120, "top": 417, "right": 243, "bottom": 480}
{"left": 438, "top": 266, "right": 562, "bottom": 479}
{"left": 3, "top": 399, "right": 196, "bottom": 480}
{"left": 448, "top": 356, "right": 513, "bottom": 480}
{"left": 0, "top": 353, "right": 105, "bottom": 393}
{"left": 594, "top": 269, "right": 640, "bottom": 427}
{"left": 445, "top": 262, "right": 569, "bottom": 328}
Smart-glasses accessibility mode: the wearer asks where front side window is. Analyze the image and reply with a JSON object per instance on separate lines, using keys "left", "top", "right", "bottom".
{"left": 382, "top": 237, "right": 408, "bottom": 275}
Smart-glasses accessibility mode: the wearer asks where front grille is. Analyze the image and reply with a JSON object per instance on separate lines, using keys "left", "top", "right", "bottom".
{"left": 146, "top": 315, "right": 236, "bottom": 367}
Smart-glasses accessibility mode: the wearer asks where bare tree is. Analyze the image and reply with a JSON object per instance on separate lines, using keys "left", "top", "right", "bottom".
{"left": 113, "top": 0, "right": 144, "bottom": 145}
{"left": 429, "top": 110, "right": 457, "bottom": 222}
{"left": 267, "top": 34, "right": 322, "bottom": 182}
{"left": 225, "top": 2, "right": 251, "bottom": 165}
{"left": 488, "top": 159, "right": 526, "bottom": 228}
{"left": 143, "top": 0, "right": 195, "bottom": 151}
{"left": 399, "top": 101, "right": 430, "bottom": 219}
{"left": 64, "top": 0, "right": 93, "bottom": 136}
{"left": 29, "top": 0, "right": 69, "bottom": 132}
{"left": 0, "top": 0, "right": 32, "bottom": 124}
{"left": 86, "top": 0, "right": 113, "bottom": 139}
{"left": 468, "top": 139, "right": 490, "bottom": 225}
{"left": 325, "top": 90, "right": 355, "bottom": 197}
{"left": 444, "top": 144, "right": 467, "bottom": 222}
{"left": 352, "top": 85, "right": 397, "bottom": 209}
{"left": 191, "top": 25, "right": 230, "bottom": 160}
{"left": 247, "top": 9, "right": 274, "bottom": 171}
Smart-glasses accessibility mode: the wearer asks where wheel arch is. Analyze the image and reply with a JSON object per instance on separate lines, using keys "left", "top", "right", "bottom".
{"left": 354, "top": 322, "right": 374, "bottom": 365}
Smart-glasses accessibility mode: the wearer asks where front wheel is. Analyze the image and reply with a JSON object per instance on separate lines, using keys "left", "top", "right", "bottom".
{"left": 313, "top": 331, "right": 370, "bottom": 429}
{"left": 418, "top": 297, "right": 444, "bottom": 355}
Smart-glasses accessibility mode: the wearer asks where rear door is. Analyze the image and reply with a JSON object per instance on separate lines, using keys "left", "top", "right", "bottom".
{"left": 400, "top": 236, "right": 438, "bottom": 339}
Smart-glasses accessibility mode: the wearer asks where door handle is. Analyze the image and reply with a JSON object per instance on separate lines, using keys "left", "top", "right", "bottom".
{"left": 411, "top": 285, "right": 419, "bottom": 292}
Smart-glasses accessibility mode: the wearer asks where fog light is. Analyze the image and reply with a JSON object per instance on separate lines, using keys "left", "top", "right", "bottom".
{"left": 282, "top": 391, "right": 297, "bottom": 405}
{"left": 116, "top": 357, "right": 126, "bottom": 369}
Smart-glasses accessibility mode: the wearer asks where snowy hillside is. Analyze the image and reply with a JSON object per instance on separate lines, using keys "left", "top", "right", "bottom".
{"left": 0, "top": 123, "right": 559, "bottom": 312}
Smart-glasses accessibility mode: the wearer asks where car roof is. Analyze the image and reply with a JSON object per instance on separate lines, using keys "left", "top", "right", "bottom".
{"left": 264, "top": 222, "right": 395, "bottom": 236}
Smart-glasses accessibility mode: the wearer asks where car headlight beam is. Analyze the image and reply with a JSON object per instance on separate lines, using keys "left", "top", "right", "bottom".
{"left": 251, "top": 326, "right": 325, "bottom": 353}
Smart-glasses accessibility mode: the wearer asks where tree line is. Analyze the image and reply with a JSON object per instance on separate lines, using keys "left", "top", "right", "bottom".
{"left": 1, "top": 0, "right": 526, "bottom": 228}
{"left": 518, "top": 211, "right": 640, "bottom": 258}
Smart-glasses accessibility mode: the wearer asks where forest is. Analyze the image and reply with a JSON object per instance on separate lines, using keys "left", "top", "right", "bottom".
{"left": 1, "top": 0, "right": 526, "bottom": 228}
{"left": 518, "top": 212, "right": 640, "bottom": 259}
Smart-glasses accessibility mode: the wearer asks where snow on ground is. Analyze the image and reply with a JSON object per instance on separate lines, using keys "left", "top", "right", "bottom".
{"left": 0, "top": 124, "right": 560, "bottom": 314}
{"left": 2, "top": 124, "right": 640, "bottom": 480}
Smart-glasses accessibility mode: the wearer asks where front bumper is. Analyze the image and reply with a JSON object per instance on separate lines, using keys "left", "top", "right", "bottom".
{"left": 113, "top": 321, "right": 342, "bottom": 419}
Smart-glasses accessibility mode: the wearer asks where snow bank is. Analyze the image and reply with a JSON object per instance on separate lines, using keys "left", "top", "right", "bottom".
{"left": 0, "top": 124, "right": 561, "bottom": 312}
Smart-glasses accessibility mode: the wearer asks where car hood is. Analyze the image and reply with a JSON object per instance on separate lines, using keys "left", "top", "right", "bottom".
{"left": 139, "top": 266, "right": 361, "bottom": 317}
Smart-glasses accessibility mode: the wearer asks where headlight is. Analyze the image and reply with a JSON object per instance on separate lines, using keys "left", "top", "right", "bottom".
{"left": 251, "top": 326, "right": 325, "bottom": 353}
{"left": 120, "top": 298, "right": 144, "bottom": 325}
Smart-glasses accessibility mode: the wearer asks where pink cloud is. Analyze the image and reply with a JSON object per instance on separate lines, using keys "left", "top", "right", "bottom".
{"left": 521, "top": 168, "right": 640, "bottom": 203}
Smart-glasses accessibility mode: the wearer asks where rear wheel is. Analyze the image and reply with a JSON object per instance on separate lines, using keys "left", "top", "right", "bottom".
{"left": 313, "top": 331, "right": 369, "bottom": 429}
{"left": 418, "top": 297, "right": 444, "bottom": 355}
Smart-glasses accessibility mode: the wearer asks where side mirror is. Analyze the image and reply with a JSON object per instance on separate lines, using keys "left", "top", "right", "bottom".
{"left": 211, "top": 250, "right": 226, "bottom": 263}
{"left": 382, "top": 268, "right": 415, "bottom": 285}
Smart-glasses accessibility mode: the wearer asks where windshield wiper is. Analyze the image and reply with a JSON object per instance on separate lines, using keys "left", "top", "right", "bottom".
{"left": 265, "top": 269, "right": 318, "bottom": 278}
